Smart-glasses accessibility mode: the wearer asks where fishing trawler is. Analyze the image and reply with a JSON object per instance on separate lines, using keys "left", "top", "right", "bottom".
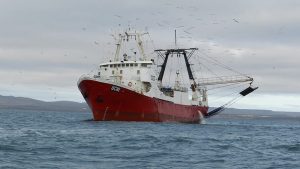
{"left": 77, "top": 29, "right": 257, "bottom": 123}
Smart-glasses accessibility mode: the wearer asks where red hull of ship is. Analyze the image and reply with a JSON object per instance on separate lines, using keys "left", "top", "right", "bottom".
{"left": 78, "top": 80, "right": 208, "bottom": 123}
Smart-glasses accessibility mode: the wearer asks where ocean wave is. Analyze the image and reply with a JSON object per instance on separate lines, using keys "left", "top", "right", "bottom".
{"left": 1, "top": 110, "right": 300, "bottom": 168}
{"left": 272, "top": 143, "right": 300, "bottom": 152}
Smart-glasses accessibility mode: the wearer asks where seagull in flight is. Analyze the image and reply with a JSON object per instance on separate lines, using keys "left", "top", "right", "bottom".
{"left": 233, "top": 19, "right": 239, "bottom": 23}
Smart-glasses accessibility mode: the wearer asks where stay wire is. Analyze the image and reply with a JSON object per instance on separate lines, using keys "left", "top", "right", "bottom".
{"left": 207, "top": 81, "right": 249, "bottom": 91}
{"left": 194, "top": 54, "right": 223, "bottom": 80}
{"left": 209, "top": 90, "right": 240, "bottom": 104}
{"left": 196, "top": 51, "right": 247, "bottom": 77}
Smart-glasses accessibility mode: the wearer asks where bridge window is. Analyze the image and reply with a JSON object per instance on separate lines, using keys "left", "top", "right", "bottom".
{"left": 135, "top": 63, "right": 138, "bottom": 67}
{"left": 137, "top": 70, "right": 140, "bottom": 74}
{"left": 126, "top": 63, "right": 129, "bottom": 67}
{"left": 130, "top": 63, "right": 133, "bottom": 67}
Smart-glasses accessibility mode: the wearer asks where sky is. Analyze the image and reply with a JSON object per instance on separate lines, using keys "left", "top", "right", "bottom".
{"left": 0, "top": 0, "right": 300, "bottom": 112}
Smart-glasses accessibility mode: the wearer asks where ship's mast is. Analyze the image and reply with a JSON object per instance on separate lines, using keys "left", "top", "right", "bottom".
{"left": 137, "top": 33, "right": 147, "bottom": 61}
{"left": 113, "top": 30, "right": 148, "bottom": 61}
{"left": 114, "top": 33, "right": 123, "bottom": 61}
{"left": 175, "top": 29, "right": 177, "bottom": 47}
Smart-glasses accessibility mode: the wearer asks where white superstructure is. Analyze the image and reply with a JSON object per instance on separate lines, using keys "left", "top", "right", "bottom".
{"left": 83, "top": 30, "right": 208, "bottom": 106}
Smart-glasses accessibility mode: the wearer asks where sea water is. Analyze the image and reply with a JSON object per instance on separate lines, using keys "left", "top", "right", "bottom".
{"left": 0, "top": 109, "right": 299, "bottom": 169}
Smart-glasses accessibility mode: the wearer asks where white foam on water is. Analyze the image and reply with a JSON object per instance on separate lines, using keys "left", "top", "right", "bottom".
{"left": 198, "top": 110, "right": 206, "bottom": 124}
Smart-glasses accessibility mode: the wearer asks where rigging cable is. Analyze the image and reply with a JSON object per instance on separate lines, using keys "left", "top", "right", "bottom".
{"left": 147, "top": 32, "right": 156, "bottom": 50}
{"left": 208, "top": 82, "right": 247, "bottom": 96}
{"left": 206, "top": 96, "right": 242, "bottom": 118}
{"left": 178, "top": 53, "right": 183, "bottom": 86}
{"left": 196, "top": 51, "right": 247, "bottom": 77}
{"left": 167, "top": 53, "right": 174, "bottom": 86}
{"left": 197, "top": 61, "right": 224, "bottom": 80}
{"left": 208, "top": 89, "right": 242, "bottom": 104}
{"left": 207, "top": 81, "right": 249, "bottom": 91}
{"left": 194, "top": 54, "right": 220, "bottom": 79}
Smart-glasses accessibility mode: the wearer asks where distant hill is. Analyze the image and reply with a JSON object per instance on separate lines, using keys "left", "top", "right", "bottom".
{"left": 211, "top": 107, "right": 300, "bottom": 118}
{"left": 0, "top": 95, "right": 89, "bottom": 112}
{"left": 0, "top": 95, "right": 299, "bottom": 117}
